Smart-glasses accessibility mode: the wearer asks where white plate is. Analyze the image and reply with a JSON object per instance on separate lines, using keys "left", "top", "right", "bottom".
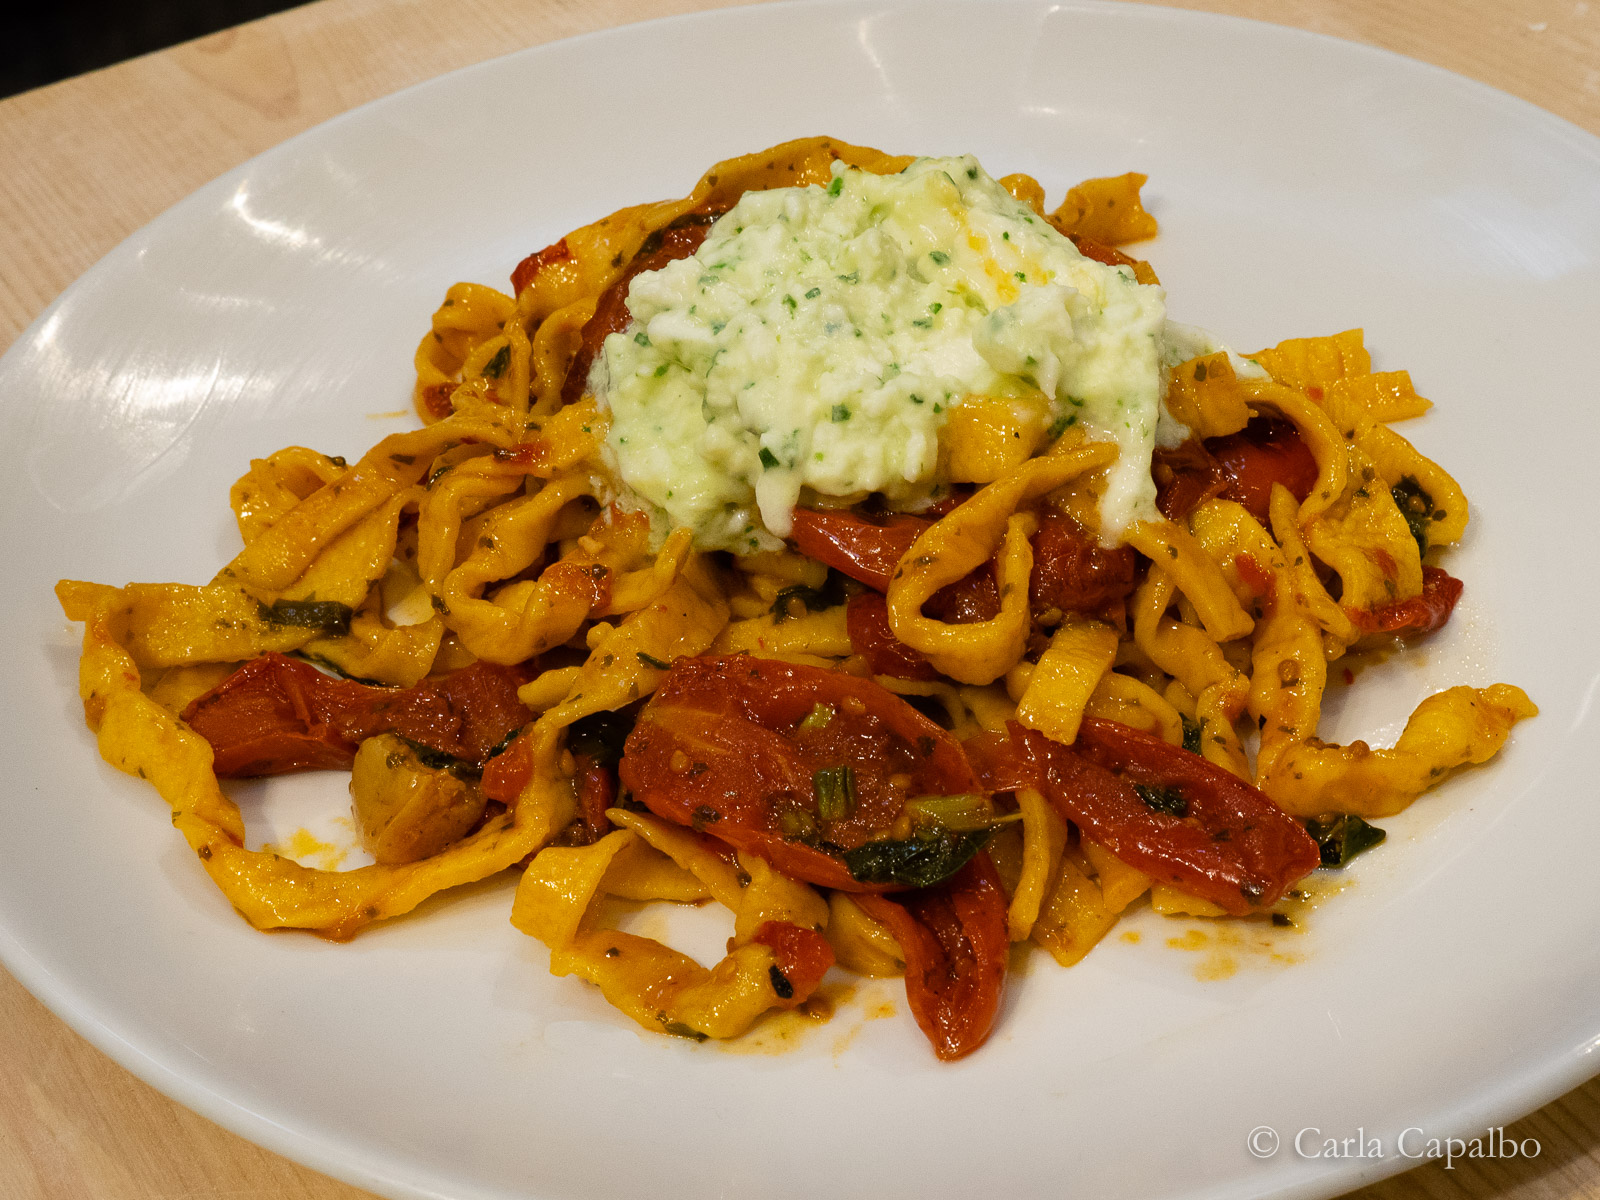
{"left": 4, "top": 3, "right": 1598, "bottom": 1198}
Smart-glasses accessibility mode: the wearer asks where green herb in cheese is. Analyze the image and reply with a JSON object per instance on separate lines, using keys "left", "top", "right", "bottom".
{"left": 594, "top": 155, "right": 1183, "bottom": 553}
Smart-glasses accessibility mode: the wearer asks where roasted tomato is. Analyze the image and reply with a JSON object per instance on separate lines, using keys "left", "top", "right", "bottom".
{"left": 846, "top": 591, "right": 940, "bottom": 681}
{"left": 509, "top": 237, "right": 573, "bottom": 297}
{"left": 1028, "top": 511, "right": 1139, "bottom": 615}
{"left": 788, "top": 508, "right": 931, "bottom": 592}
{"left": 618, "top": 656, "right": 983, "bottom": 891}
{"left": 1349, "top": 564, "right": 1463, "bottom": 637}
{"left": 1206, "top": 417, "right": 1319, "bottom": 523}
{"left": 794, "top": 505, "right": 1125, "bottom": 628}
{"left": 1151, "top": 438, "right": 1229, "bottom": 522}
{"left": 182, "top": 653, "right": 532, "bottom": 778}
{"left": 752, "top": 920, "right": 836, "bottom": 1008}
{"left": 1004, "top": 719, "right": 1320, "bottom": 914}
{"left": 856, "top": 853, "right": 1008, "bottom": 1061}
{"left": 560, "top": 214, "right": 719, "bottom": 403}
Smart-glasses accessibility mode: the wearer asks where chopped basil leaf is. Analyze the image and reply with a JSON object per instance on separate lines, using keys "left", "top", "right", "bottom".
{"left": 772, "top": 573, "right": 847, "bottom": 622}
{"left": 656, "top": 1014, "right": 709, "bottom": 1042}
{"left": 566, "top": 709, "right": 635, "bottom": 768}
{"left": 1180, "top": 714, "right": 1203, "bottom": 755}
{"left": 480, "top": 344, "right": 511, "bottom": 379}
{"left": 1391, "top": 475, "right": 1436, "bottom": 558}
{"left": 1304, "top": 813, "right": 1386, "bottom": 867}
{"left": 759, "top": 447, "right": 781, "bottom": 469}
{"left": 256, "top": 599, "right": 352, "bottom": 635}
{"left": 1135, "top": 783, "right": 1188, "bottom": 818}
{"left": 841, "top": 828, "right": 993, "bottom": 889}
{"left": 636, "top": 652, "right": 671, "bottom": 671}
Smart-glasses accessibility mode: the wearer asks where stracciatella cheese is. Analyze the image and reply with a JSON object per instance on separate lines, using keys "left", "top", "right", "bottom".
{"left": 594, "top": 156, "right": 1191, "bottom": 553}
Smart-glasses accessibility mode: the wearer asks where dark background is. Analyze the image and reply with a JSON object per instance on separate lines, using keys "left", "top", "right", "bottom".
{"left": 3, "top": 1, "right": 311, "bottom": 99}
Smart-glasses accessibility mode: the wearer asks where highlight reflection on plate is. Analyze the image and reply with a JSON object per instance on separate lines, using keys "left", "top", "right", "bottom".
{"left": 2, "top": 4, "right": 1599, "bottom": 1199}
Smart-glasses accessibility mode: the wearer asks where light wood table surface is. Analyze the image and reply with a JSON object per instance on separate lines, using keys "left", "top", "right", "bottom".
{"left": 3, "top": 1, "right": 1597, "bottom": 1197}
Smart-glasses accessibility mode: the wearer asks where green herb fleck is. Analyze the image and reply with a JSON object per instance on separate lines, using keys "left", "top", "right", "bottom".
{"left": 812, "top": 765, "right": 856, "bottom": 822}
{"left": 1134, "top": 784, "right": 1188, "bottom": 818}
{"left": 480, "top": 345, "right": 510, "bottom": 380}
{"left": 637, "top": 652, "right": 671, "bottom": 671}
{"left": 1391, "top": 475, "right": 1436, "bottom": 558}
{"left": 929, "top": 250, "right": 950, "bottom": 265}
{"left": 256, "top": 599, "right": 352, "bottom": 635}
{"left": 841, "top": 829, "right": 993, "bottom": 889}
{"left": 798, "top": 703, "right": 834, "bottom": 733}
{"left": 1304, "top": 814, "right": 1386, "bottom": 867}
{"left": 759, "top": 447, "right": 781, "bottom": 469}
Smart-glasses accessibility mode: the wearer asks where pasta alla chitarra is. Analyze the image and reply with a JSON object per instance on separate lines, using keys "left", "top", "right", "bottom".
{"left": 58, "top": 138, "right": 1536, "bottom": 1060}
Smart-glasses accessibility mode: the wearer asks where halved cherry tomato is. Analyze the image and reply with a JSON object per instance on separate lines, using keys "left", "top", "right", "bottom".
{"left": 1349, "top": 564, "right": 1463, "bottom": 637}
{"left": 1152, "top": 438, "right": 1229, "bottom": 522}
{"left": 1205, "top": 417, "right": 1319, "bottom": 523}
{"left": 752, "top": 920, "right": 835, "bottom": 1008}
{"left": 509, "top": 237, "right": 573, "bottom": 297}
{"left": 793, "top": 506, "right": 1124, "bottom": 627}
{"left": 560, "top": 215, "right": 719, "bottom": 403}
{"left": 788, "top": 508, "right": 931, "bottom": 592}
{"left": 855, "top": 853, "right": 1008, "bottom": 1061}
{"left": 1007, "top": 719, "right": 1320, "bottom": 914}
{"left": 1029, "top": 511, "right": 1139, "bottom": 614}
{"left": 618, "top": 656, "right": 979, "bottom": 891}
{"left": 846, "top": 592, "right": 939, "bottom": 681}
{"left": 182, "top": 653, "right": 532, "bottom": 777}
{"left": 574, "top": 754, "right": 617, "bottom": 844}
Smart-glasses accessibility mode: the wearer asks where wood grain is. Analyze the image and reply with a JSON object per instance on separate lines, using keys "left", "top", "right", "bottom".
{"left": 3, "top": 1, "right": 1598, "bottom": 1197}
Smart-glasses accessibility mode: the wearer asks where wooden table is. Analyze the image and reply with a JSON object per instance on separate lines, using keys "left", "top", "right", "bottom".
{"left": 3, "top": 0, "right": 1598, "bottom": 1196}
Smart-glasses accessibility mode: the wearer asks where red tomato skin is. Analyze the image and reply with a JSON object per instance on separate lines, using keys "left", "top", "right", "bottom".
{"left": 574, "top": 755, "right": 617, "bottom": 845}
{"left": 1206, "top": 417, "right": 1319, "bottom": 522}
{"left": 182, "top": 654, "right": 532, "bottom": 778}
{"left": 752, "top": 920, "right": 835, "bottom": 1007}
{"left": 1151, "top": 438, "right": 1229, "bottom": 522}
{"left": 1349, "top": 565, "right": 1463, "bottom": 637}
{"left": 856, "top": 852, "right": 1008, "bottom": 1061}
{"left": 1028, "top": 511, "right": 1139, "bottom": 615}
{"left": 846, "top": 591, "right": 940, "bottom": 680}
{"left": 792, "top": 507, "right": 1128, "bottom": 629}
{"left": 559, "top": 217, "right": 717, "bottom": 404}
{"left": 481, "top": 730, "right": 532, "bottom": 803}
{"left": 509, "top": 237, "right": 573, "bottom": 297}
{"left": 618, "top": 656, "right": 978, "bottom": 892}
{"left": 1012, "top": 720, "right": 1321, "bottom": 915}
{"left": 788, "top": 508, "right": 931, "bottom": 592}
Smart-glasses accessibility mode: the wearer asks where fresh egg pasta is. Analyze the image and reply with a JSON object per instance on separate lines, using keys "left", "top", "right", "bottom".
{"left": 58, "top": 137, "right": 1533, "bottom": 1060}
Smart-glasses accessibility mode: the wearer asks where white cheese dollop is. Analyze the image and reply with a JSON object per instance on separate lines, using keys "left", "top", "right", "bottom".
{"left": 594, "top": 155, "right": 1182, "bottom": 553}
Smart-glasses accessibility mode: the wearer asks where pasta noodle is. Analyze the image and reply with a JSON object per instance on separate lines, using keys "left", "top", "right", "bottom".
{"left": 57, "top": 137, "right": 1534, "bottom": 1060}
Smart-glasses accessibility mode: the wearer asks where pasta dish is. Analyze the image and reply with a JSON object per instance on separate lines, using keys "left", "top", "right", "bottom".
{"left": 56, "top": 137, "right": 1535, "bottom": 1060}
